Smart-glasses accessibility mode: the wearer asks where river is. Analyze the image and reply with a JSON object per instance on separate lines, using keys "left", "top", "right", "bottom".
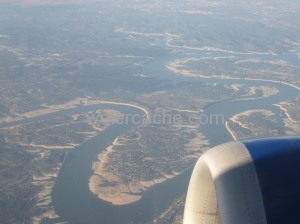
{"left": 47, "top": 42, "right": 298, "bottom": 223}
{"left": 2, "top": 39, "right": 298, "bottom": 223}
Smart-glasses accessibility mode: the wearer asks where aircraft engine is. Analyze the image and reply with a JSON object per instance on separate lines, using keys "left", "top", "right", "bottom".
{"left": 183, "top": 137, "right": 300, "bottom": 224}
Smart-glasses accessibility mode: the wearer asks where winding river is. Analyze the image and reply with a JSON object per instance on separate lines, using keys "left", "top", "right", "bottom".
{"left": 2, "top": 39, "right": 298, "bottom": 224}
{"left": 47, "top": 43, "right": 299, "bottom": 224}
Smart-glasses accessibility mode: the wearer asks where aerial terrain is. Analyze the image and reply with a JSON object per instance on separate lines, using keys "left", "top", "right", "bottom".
{"left": 0, "top": 0, "right": 299, "bottom": 223}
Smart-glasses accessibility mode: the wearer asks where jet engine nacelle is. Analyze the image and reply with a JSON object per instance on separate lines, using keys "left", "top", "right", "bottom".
{"left": 183, "top": 137, "right": 300, "bottom": 224}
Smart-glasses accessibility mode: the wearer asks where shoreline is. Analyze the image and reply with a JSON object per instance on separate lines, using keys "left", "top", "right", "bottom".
{"left": 166, "top": 42, "right": 278, "bottom": 56}
{"left": 0, "top": 98, "right": 150, "bottom": 127}
{"left": 88, "top": 143, "right": 178, "bottom": 206}
{"left": 82, "top": 98, "right": 150, "bottom": 119}
{"left": 225, "top": 109, "right": 279, "bottom": 141}
{"left": 225, "top": 121, "right": 237, "bottom": 140}
{"left": 167, "top": 59, "right": 300, "bottom": 92}
{"left": 88, "top": 130, "right": 208, "bottom": 206}
{"left": 273, "top": 103, "right": 294, "bottom": 122}
{"left": 89, "top": 169, "right": 180, "bottom": 206}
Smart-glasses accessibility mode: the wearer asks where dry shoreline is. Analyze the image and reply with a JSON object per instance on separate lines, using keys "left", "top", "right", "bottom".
{"left": 88, "top": 144, "right": 177, "bottom": 205}
{"left": 0, "top": 97, "right": 150, "bottom": 125}
{"left": 82, "top": 98, "right": 150, "bottom": 119}
{"left": 225, "top": 121, "right": 237, "bottom": 140}
{"left": 89, "top": 131, "right": 208, "bottom": 206}
{"left": 167, "top": 58, "right": 300, "bottom": 91}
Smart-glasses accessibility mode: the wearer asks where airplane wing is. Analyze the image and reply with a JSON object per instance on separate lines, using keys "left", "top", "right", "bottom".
{"left": 183, "top": 137, "right": 300, "bottom": 224}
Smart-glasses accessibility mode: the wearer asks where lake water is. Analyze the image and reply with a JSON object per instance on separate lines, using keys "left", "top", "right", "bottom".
{"left": 48, "top": 52, "right": 298, "bottom": 223}
{"left": 3, "top": 40, "right": 297, "bottom": 224}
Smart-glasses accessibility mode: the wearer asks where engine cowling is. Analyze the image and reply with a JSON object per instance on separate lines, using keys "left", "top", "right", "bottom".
{"left": 183, "top": 137, "right": 300, "bottom": 224}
